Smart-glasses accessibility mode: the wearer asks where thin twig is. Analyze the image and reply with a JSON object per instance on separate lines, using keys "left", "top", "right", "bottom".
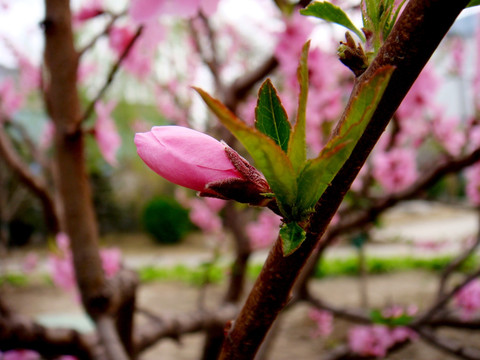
{"left": 437, "top": 223, "right": 480, "bottom": 299}
{"left": 78, "top": 11, "right": 126, "bottom": 58}
{"left": 416, "top": 327, "right": 480, "bottom": 360}
{"left": 414, "top": 267, "right": 480, "bottom": 326}
{"left": 80, "top": 26, "right": 143, "bottom": 123}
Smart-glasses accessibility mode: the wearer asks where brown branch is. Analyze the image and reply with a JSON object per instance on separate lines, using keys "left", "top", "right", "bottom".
{"left": 437, "top": 223, "right": 480, "bottom": 299}
{"left": 96, "top": 316, "right": 129, "bottom": 360}
{"left": 0, "top": 297, "right": 99, "bottom": 359}
{"left": 0, "top": 122, "right": 59, "bottom": 232}
{"left": 43, "top": 2, "right": 133, "bottom": 359}
{"left": 416, "top": 327, "right": 480, "bottom": 360}
{"left": 333, "top": 146, "right": 480, "bottom": 238}
{"left": 134, "top": 305, "right": 237, "bottom": 354}
{"left": 190, "top": 14, "right": 224, "bottom": 94}
{"left": 304, "top": 292, "right": 371, "bottom": 324}
{"left": 78, "top": 11, "right": 126, "bottom": 58}
{"left": 80, "top": 26, "right": 143, "bottom": 124}
{"left": 413, "top": 267, "right": 480, "bottom": 326}
{"left": 223, "top": 55, "right": 278, "bottom": 112}
{"left": 217, "top": 1, "right": 470, "bottom": 358}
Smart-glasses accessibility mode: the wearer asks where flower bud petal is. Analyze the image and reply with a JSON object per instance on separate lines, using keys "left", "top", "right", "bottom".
{"left": 135, "top": 126, "right": 244, "bottom": 191}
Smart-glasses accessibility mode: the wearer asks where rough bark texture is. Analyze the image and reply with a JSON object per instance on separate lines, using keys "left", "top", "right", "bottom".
{"left": 218, "top": 1, "right": 471, "bottom": 358}
{"left": 44, "top": 0, "right": 106, "bottom": 314}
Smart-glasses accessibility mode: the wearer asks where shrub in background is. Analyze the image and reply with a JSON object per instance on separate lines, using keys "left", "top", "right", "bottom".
{"left": 141, "top": 196, "right": 193, "bottom": 244}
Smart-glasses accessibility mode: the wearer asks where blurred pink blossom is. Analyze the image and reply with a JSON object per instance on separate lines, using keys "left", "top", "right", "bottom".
{"left": 246, "top": 210, "right": 281, "bottom": 250}
{"left": 39, "top": 121, "right": 55, "bottom": 150}
{"left": 77, "top": 62, "right": 97, "bottom": 84}
{"left": 372, "top": 148, "right": 417, "bottom": 193}
{"left": 309, "top": 309, "right": 333, "bottom": 338}
{"left": 348, "top": 325, "right": 393, "bottom": 357}
{"left": 100, "top": 248, "right": 122, "bottom": 278}
{"left": 397, "top": 65, "right": 439, "bottom": 121}
{"left": 275, "top": 12, "right": 314, "bottom": 79}
{"left": 49, "top": 233, "right": 122, "bottom": 294}
{"left": 348, "top": 324, "right": 416, "bottom": 357}
{"left": 189, "top": 198, "right": 223, "bottom": 233}
{"left": 390, "top": 326, "right": 417, "bottom": 342}
{"left": 73, "top": 0, "right": 104, "bottom": 25}
{"left": 108, "top": 23, "right": 164, "bottom": 79}
{"left": 454, "top": 279, "right": 480, "bottom": 320}
{"left": 2, "top": 350, "right": 40, "bottom": 360}
{"left": 135, "top": 126, "right": 244, "bottom": 192}
{"left": 432, "top": 115, "right": 465, "bottom": 156}
{"left": 465, "top": 163, "right": 480, "bottom": 205}
{"left": 129, "top": 0, "right": 220, "bottom": 23}
{"left": 94, "top": 100, "right": 121, "bottom": 167}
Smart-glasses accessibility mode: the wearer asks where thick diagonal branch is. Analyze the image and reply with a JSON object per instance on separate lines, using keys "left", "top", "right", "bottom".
{"left": 218, "top": 1, "right": 471, "bottom": 359}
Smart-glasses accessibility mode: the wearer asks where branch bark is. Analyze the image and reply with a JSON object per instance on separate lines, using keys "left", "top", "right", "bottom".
{"left": 0, "top": 123, "right": 59, "bottom": 232}
{"left": 218, "top": 1, "right": 471, "bottom": 358}
{"left": 43, "top": 1, "right": 132, "bottom": 359}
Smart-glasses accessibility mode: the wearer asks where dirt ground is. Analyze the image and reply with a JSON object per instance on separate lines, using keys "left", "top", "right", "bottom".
{"left": 3, "top": 269, "right": 478, "bottom": 360}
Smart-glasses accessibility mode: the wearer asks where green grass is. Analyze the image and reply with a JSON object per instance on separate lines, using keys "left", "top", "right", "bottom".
{"left": 2, "top": 254, "right": 478, "bottom": 287}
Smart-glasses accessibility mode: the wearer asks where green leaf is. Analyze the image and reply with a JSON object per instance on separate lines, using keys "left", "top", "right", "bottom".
{"left": 194, "top": 87, "right": 297, "bottom": 216}
{"left": 468, "top": 0, "right": 480, "bottom": 7}
{"left": 295, "top": 65, "right": 394, "bottom": 213}
{"left": 280, "top": 222, "right": 306, "bottom": 256}
{"left": 287, "top": 41, "right": 310, "bottom": 174}
{"left": 255, "top": 79, "right": 291, "bottom": 153}
{"left": 301, "top": 2, "right": 366, "bottom": 42}
{"left": 370, "top": 309, "right": 413, "bottom": 326}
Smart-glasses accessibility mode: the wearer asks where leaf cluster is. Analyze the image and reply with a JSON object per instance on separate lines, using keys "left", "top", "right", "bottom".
{"left": 196, "top": 42, "right": 392, "bottom": 255}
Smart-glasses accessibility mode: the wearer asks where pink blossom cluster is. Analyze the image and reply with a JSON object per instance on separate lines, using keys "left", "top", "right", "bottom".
{"left": 309, "top": 309, "right": 333, "bottom": 338}
{"left": 108, "top": 22, "right": 164, "bottom": 79}
{"left": 372, "top": 148, "right": 418, "bottom": 193}
{"left": 348, "top": 324, "right": 417, "bottom": 357}
{"left": 246, "top": 210, "right": 281, "bottom": 250}
{"left": 454, "top": 279, "right": 480, "bottom": 320}
{"left": 432, "top": 115, "right": 465, "bottom": 157}
{"left": 465, "top": 163, "right": 480, "bottom": 205}
{"left": 0, "top": 350, "right": 77, "bottom": 360}
{"left": 274, "top": 13, "right": 348, "bottom": 154}
{"left": 94, "top": 100, "right": 121, "bottom": 167}
{"left": 395, "top": 65, "right": 439, "bottom": 147}
{"left": 188, "top": 197, "right": 226, "bottom": 233}
{"left": 0, "top": 350, "right": 39, "bottom": 360}
{"left": 129, "top": 0, "right": 221, "bottom": 24}
{"left": 381, "top": 304, "right": 418, "bottom": 319}
{"left": 73, "top": 0, "right": 104, "bottom": 25}
{"left": 49, "top": 233, "right": 121, "bottom": 294}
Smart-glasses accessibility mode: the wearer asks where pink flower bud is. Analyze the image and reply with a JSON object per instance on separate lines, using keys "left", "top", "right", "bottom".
{"left": 135, "top": 126, "right": 244, "bottom": 191}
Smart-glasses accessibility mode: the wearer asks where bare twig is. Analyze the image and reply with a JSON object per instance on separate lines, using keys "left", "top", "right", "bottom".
{"left": 0, "top": 296, "right": 99, "bottom": 359}
{"left": 333, "top": 146, "right": 480, "bottom": 239}
{"left": 437, "top": 224, "right": 480, "bottom": 299}
{"left": 0, "top": 122, "right": 59, "bottom": 232}
{"left": 96, "top": 316, "right": 129, "bottom": 360}
{"left": 134, "top": 304, "right": 237, "bottom": 354}
{"left": 416, "top": 327, "right": 480, "bottom": 360}
{"left": 78, "top": 11, "right": 126, "bottom": 58}
{"left": 414, "top": 268, "right": 480, "bottom": 326}
{"left": 80, "top": 26, "right": 143, "bottom": 123}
